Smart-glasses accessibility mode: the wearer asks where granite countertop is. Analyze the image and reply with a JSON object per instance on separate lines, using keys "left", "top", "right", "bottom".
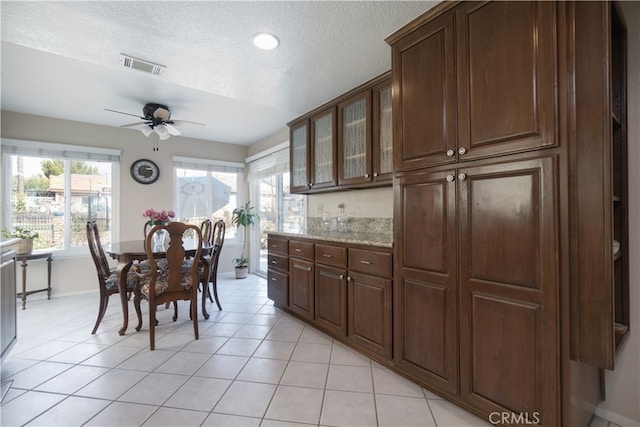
{"left": 268, "top": 230, "right": 393, "bottom": 248}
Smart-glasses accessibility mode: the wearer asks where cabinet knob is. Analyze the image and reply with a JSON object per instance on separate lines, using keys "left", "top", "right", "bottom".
{"left": 271, "top": 260, "right": 277, "bottom": 264}
{"left": 306, "top": 267, "right": 312, "bottom": 272}
{"left": 446, "top": 174, "right": 455, "bottom": 182}
{"left": 339, "top": 275, "right": 344, "bottom": 280}
{"left": 458, "top": 147, "right": 467, "bottom": 155}
{"left": 458, "top": 173, "right": 467, "bottom": 181}
{"left": 360, "top": 260, "right": 372, "bottom": 265}
{"left": 374, "top": 172, "right": 379, "bottom": 177}
{"left": 271, "top": 244, "right": 278, "bottom": 248}
{"left": 271, "top": 277, "right": 277, "bottom": 281}
{"left": 347, "top": 276, "right": 352, "bottom": 282}
{"left": 309, "top": 182, "right": 314, "bottom": 187}
{"left": 446, "top": 149, "right": 455, "bottom": 157}
{"left": 364, "top": 173, "right": 369, "bottom": 178}
{"left": 323, "top": 254, "right": 332, "bottom": 258}
{"left": 294, "top": 248, "right": 302, "bottom": 252}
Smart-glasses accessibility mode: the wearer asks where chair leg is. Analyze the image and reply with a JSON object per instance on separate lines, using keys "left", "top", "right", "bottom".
{"left": 191, "top": 296, "right": 199, "bottom": 340}
{"left": 91, "top": 293, "right": 108, "bottom": 334}
{"left": 201, "top": 278, "right": 210, "bottom": 320}
{"left": 149, "top": 306, "right": 156, "bottom": 351}
{"left": 211, "top": 277, "right": 222, "bottom": 311}
{"left": 172, "top": 301, "right": 178, "bottom": 321}
{"left": 134, "top": 289, "right": 143, "bottom": 332}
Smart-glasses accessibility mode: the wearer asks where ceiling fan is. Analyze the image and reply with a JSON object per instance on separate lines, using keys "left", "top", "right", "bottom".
{"left": 105, "top": 103, "right": 204, "bottom": 150}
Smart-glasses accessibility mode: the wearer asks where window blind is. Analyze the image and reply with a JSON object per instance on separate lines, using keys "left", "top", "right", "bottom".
{"left": 246, "top": 146, "right": 289, "bottom": 182}
{"left": 172, "top": 156, "right": 244, "bottom": 173}
{"left": 1, "top": 139, "right": 121, "bottom": 162}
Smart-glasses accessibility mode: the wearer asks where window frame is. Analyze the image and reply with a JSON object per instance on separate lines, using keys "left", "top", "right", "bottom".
{"left": 1, "top": 138, "right": 120, "bottom": 257}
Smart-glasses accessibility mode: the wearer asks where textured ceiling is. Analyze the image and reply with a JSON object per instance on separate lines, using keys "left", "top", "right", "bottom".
{"left": 1, "top": 1, "right": 437, "bottom": 145}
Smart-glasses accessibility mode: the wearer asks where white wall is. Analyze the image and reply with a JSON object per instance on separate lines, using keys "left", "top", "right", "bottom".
{"left": 1, "top": 111, "right": 248, "bottom": 295}
{"left": 597, "top": 2, "right": 640, "bottom": 425}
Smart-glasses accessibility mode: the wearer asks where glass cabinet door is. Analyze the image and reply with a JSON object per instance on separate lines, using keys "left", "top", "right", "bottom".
{"left": 290, "top": 121, "right": 309, "bottom": 192}
{"left": 310, "top": 109, "right": 337, "bottom": 189}
{"left": 373, "top": 80, "right": 393, "bottom": 182}
{"left": 339, "top": 91, "right": 371, "bottom": 185}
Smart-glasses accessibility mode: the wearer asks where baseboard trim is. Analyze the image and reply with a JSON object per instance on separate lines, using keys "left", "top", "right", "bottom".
{"left": 595, "top": 407, "right": 640, "bottom": 427}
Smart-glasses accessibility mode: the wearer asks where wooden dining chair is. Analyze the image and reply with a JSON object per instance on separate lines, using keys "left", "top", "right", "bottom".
{"left": 205, "top": 220, "right": 226, "bottom": 311}
{"left": 86, "top": 220, "right": 137, "bottom": 334}
{"left": 133, "top": 221, "right": 202, "bottom": 350}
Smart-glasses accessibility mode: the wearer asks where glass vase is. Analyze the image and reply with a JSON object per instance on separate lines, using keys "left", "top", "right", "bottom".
{"left": 153, "top": 229, "right": 168, "bottom": 247}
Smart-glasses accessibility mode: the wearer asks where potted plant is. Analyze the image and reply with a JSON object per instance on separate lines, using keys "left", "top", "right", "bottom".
{"left": 1, "top": 227, "right": 40, "bottom": 255}
{"left": 231, "top": 201, "right": 258, "bottom": 279}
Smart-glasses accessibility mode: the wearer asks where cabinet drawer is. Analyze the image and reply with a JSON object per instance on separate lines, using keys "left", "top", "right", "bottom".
{"left": 348, "top": 248, "right": 392, "bottom": 278}
{"left": 268, "top": 237, "right": 289, "bottom": 256}
{"left": 268, "top": 254, "right": 288, "bottom": 272}
{"left": 315, "top": 244, "right": 347, "bottom": 268}
{"left": 289, "top": 240, "right": 314, "bottom": 261}
{"left": 267, "top": 269, "right": 288, "bottom": 308}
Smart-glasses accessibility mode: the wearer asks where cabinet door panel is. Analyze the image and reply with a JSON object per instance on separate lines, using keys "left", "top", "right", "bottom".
{"left": 310, "top": 109, "right": 338, "bottom": 190}
{"left": 290, "top": 121, "right": 310, "bottom": 193}
{"left": 456, "top": 1, "right": 557, "bottom": 159}
{"left": 394, "top": 170, "right": 458, "bottom": 393}
{"left": 393, "top": 12, "right": 456, "bottom": 171}
{"left": 458, "top": 156, "right": 558, "bottom": 423}
{"left": 315, "top": 265, "right": 347, "bottom": 336}
{"left": 289, "top": 258, "right": 314, "bottom": 320}
{"left": 373, "top": 81, "right": 393, "bottom": 182}
{"left": 347, "top": 271, "right": 392, "bottom": 358}
{"left": 339, "top": 91, "right": 372, "bottom": 186}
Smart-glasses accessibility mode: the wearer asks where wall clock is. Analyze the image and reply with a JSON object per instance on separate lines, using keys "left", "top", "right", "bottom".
{"left": 130, "top": 159, "right": 160, "bottom": 185}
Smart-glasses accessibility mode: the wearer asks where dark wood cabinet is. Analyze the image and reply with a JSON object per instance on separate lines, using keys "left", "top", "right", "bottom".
{"left": 388, "top": 1, "right": 629, "bottom": 425}
{"left": 267, "top": 237, "right": 289, "bottom": 308}
{"left": 457, "top": 156, "right": 559, "bottom": 424}
{"left": 394, "top": 170, "right": 458, "bottom": 395}
{"left": 347, "top": 248, "right": 393, "bottom": 359}
{"left": 391, "top": 1, "right": 557, "bottom": 173}
{"left": 338, "top": 75, "right": 393, "bottom": 188}
{"left": 571, "top": 1, "right": 629, "bottom": 370}
{"left": 347, "top": 270, "right": 392, "bottom": 359}
{"left": 268, "top": 234, "right": 392, "bottom": 362}
{"left": 289, "top": 73, "right": 392, "bottom": 193}
{"left": 315, "top": 264, "right": 347, "bottom": 336}
{"left": 288, "top": 240, "right": 315, "bottom": 320}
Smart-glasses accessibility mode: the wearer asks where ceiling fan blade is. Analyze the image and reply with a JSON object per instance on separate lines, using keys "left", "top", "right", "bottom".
{"left": 120, "top": 122, "right": 151, "bottom": 129}
{"left": 164, "top": 123, "right": 181, "bottom": 136}
{"left": 104, "top": 108, "right": 145, "bottom": 120}
{"left": 170, "top": 119, "right": 205, "bottom": 126}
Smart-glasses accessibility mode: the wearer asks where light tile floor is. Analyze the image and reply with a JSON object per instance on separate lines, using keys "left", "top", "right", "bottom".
{"left": 0, "top": 273, "right": 614, "bottom": 427}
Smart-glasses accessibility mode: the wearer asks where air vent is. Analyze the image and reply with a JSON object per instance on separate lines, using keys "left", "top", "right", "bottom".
{"left": 119, "top": 54, "right": 165, "bottom": 75}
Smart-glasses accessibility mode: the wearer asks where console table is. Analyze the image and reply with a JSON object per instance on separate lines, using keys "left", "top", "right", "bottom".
{"left": 16, "top": 251, "right": 53, "bottom": 309}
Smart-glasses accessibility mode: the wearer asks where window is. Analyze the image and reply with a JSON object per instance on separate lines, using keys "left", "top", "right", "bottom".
{"left": 173, "top": 156, "right": 244, "bottom": 240}
{"left": 247, "top": 145, "right": 306, "bottom": 276}
{"left": 1, "top": 139, "right": 119, "bottom": 253}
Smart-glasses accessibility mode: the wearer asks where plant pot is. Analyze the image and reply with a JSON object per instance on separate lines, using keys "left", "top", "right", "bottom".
{"left": 15, "top": 238, "right": 34, "bottom": 255}
{"left": 235, "top": 266, "right": 248, "bottom": 279}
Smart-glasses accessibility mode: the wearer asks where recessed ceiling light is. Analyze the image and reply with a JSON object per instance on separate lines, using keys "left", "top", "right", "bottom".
{"left": 252, "top": 32, "right": 280, "bottom": 50}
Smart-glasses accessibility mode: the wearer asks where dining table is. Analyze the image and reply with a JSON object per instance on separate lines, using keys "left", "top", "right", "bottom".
{"left": 105, "top": 239, "right": 214, "bottom": 335}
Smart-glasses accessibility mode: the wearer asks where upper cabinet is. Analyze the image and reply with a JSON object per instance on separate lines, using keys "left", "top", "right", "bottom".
{"left": 289, "top": 72, "right": 392, "bottom": 194}
{"left": 390, "top": 1, "right": 557, "bottom": 172}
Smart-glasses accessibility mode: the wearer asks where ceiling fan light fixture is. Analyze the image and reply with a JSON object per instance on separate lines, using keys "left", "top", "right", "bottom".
{"left": 252, "top": 32, "right": 279, "bottom": 50}
{"left": 140, "top": 125, "right": 154, "bottom": 137}
{"left": 155, "top": 124, "right": 171, "bottom": 140}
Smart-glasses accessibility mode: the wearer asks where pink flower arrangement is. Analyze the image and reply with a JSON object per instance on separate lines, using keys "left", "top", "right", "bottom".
{"left": 143, "top": 208, "right": 176, "bottom": 226}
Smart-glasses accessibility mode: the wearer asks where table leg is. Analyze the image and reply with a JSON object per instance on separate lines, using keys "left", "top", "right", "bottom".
{"left": 117, "top": 261, "right": 134, "bottom": 335}
{"left": 201, "top": 272, "right": 209, "bottom": 320}
{"left": 46, "top": 255, "right": 52, "bottom": 299}
{"left": 20, "top": 259, "right": 27, "bottom": 310}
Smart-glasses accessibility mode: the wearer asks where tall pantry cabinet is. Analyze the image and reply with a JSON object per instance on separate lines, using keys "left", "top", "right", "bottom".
{"left": 387, "top": 1, "right": 629, "bottom": 425}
